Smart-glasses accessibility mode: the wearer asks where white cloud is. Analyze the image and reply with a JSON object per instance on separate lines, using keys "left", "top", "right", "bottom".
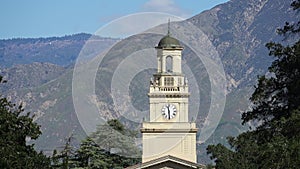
{"left": 141, "top": 0, "right": 190, "bottom": 18}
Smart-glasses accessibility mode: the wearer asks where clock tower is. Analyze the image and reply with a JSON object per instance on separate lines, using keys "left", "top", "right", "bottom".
{"left": 141, "top": 30, "right": 198, "bottom": 163}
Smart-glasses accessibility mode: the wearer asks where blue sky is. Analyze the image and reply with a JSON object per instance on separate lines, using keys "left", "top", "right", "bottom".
{"left": 0, "top": 0, "right": 229, "bottom": 39}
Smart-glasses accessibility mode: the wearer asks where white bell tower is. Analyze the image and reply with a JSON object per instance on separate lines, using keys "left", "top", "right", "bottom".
{"left": 141, "top": 26, "right": 198, "bottom": 163}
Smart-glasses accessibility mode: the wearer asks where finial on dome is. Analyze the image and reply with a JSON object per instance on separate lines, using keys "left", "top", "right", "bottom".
{"left": 167, "top": 18, "right": 170, "bottom": 36}
{"left": 156, "top": 19, "right": 183, "bottom": 48}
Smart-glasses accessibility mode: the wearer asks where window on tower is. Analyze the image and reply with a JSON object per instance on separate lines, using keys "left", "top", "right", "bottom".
{"left": 166, "top": 56, "right": 173, "bottom": 73}
{"left": 164, "top": 77, "right": 174, "bottom": 86}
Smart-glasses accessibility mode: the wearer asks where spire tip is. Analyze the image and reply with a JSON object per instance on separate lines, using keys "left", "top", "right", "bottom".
{"left": 167, "top": 19, "right": 170, "bottom": 36}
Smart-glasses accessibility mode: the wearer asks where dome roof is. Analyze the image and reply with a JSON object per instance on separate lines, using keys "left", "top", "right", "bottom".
{"left": 157, "top": 35, "right": 182, "bottom": 48}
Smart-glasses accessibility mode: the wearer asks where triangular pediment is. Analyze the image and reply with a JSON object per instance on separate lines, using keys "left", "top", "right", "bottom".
{"left": 125, "top": 155, "right": 205, "bottom": 169}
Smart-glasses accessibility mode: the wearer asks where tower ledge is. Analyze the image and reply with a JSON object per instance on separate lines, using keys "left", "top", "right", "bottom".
{"left": 141, "top": 122, "right": 198, "bottom": 133}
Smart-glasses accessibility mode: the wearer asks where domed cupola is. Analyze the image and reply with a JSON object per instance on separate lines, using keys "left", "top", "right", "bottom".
{"left": 156, "top": 21, "right": 183, "bottom": 49}
{"left": 157, "top": 34, "right": 182, "bottom": 48}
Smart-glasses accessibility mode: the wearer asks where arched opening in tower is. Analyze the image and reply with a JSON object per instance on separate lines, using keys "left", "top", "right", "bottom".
{"left": 166, "top": 55, "right": 173, "bottom": 73}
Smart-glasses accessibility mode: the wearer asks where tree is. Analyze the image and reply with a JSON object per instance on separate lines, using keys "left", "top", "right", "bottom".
{"left": 75, "top": 137, "right": 111, "bottom": 169}
{"left": 207, "top": 1, "right": 300, "bottom": 168}
{"left": 60, "top": 134, "right": 78, "bottom": 169}
{"left": 0, "top": 76, "right": 51, "bottom": 168}
{"left": 51, "top": 149, "right": 60, "bottom": 168}
{"left": 90, "top": 119, "right": 140, "bottom": 157}
{"left": 51, "top": 134, "right": 78, "bottom": 169}
{"left": 74, "top": 119, "right": 141, "bottom": 169}
{"left": 50, "top": 119, "right": 141, "bottom": 169}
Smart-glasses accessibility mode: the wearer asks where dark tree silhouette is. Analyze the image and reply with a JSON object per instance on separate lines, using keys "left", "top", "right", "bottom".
{"left": 207, "top": 1, "right": 300, "bottom": 168}
{"left": 0, "top": 76, "right": 50, "bottom": 168}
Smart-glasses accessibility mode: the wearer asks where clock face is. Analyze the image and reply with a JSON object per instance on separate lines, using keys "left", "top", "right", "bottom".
{"left": 161, "top": 104, "right": 177, "bottom": 120}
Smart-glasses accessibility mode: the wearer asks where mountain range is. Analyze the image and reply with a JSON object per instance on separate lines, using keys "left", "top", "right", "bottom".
{"left": 0, "top": 0, "right": 298, "bottom": 164}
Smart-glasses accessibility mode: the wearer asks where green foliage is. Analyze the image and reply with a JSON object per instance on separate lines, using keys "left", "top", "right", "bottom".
{"left": 51, "top": 134, "right": 78, "bottom": 169}
{"left": 51, "top": 149, "right": 60, "bottom": 168}
{"left": 277, "top": 0, "right": 300, "bottom": 36}
{"left": 90, "top": 119, "right": 141, "bottom": 157}
{"left": 207, "top": 1, "right": 300, "bottom": 168}
{"left": 75, "top": 137, "right": 139, "bottom": 169}
{"left": 80, "top": 119, "right": 141, "bottom": 168}
{"left": 205, "top": 163, "right": 215, "bottom": 169}
{"left": 0, "top": 76, "right": 50, "bottom": 168}
{"left": 51, "top": 119, "right": 141, "bottom": 168}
